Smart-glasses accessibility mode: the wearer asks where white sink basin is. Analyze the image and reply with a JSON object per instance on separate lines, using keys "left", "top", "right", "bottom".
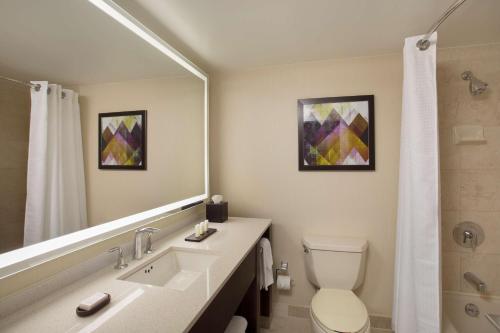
{"left": 119, "top": 247, "right": 219, "bottom": 290}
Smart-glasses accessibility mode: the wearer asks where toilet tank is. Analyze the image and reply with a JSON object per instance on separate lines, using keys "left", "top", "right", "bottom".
{"left": 302, "top": 235, "right": 368, "bottom": 290}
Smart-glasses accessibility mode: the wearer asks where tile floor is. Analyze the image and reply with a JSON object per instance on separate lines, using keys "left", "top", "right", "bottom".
{"left": 260, "top": 314, "right": 311, "bottom": 333}
{"left": 260, "top": 303, "right": 393, "bottom": 333}
{"left": 260, "top": 314, "right": 393, "bottom": 333}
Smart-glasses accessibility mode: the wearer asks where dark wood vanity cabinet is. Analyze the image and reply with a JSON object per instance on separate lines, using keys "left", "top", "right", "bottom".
{"left": 189, "top": 226, "right": 271, "bottom": 333}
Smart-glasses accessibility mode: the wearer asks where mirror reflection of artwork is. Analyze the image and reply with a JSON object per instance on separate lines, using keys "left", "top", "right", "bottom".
{"left": 0, "top": 0, "right": 205, "bottom": 258}
{"left": 98, "top": 111, "right": 147, "bottom": 170}
{"left": 298, "top": 95, "right": 375, "bottom": 171}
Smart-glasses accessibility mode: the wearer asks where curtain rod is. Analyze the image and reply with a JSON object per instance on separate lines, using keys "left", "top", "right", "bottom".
{"left": 416, "top": 0, "right": 467, "bottom": 51}
{"left": 0, "top": 76, "right": 67, "bottom": 98}
{"left": 0, "top": 75, "right": 41, "bottom": 91}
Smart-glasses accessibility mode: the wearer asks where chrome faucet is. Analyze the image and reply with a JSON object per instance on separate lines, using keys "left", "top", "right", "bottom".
{"left": 134, "top": 227, "right": 160, "bottom": 260}
{"left": 464, "top": 272, "right": 486, "bottom": 293}
{"left": 145, "top": 227, "right": 160, "bottom": 254}
{"left": 109, "top": 246, "right": 128, "bottom": 269}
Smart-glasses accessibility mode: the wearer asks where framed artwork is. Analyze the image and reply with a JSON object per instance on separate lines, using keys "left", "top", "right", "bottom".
{"left": 98, "top": 110, "right": 147, "bottom": 170}
{"left": 298, "top": 95, "right": 374, "bottom": 171}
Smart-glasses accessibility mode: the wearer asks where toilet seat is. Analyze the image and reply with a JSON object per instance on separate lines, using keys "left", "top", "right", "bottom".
{"left": 310, "top": 289, "right": 369, "bottom": 333}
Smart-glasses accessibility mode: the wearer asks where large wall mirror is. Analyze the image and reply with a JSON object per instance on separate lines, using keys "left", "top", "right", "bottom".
{"left": 0, "top": 0, "right": 208, "bottom": 275}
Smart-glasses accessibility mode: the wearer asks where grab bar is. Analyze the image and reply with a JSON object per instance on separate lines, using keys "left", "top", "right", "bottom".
{"left": 464, "top": 272, "right": 486, "bottom": 293}
{"left": 486, "top": 314, "right": 500, "bottom": 332}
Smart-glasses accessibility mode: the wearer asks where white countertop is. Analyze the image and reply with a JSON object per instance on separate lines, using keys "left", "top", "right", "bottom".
{"left": 0, "top": 217, "right": 271, "bottom": 333}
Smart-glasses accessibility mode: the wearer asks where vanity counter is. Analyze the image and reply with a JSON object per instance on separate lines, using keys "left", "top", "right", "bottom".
{"left": 0, "top": 217, "right": 271, "bottom": 332}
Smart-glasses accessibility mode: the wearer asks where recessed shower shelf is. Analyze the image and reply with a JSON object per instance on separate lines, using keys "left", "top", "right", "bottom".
{"left": 453, "top": 125, "right": 486, "bottom": 145}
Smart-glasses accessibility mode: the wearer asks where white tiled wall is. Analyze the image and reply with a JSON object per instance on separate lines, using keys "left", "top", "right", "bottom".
{"left": 439, "top": 43, "right": 500, "bottom": 295}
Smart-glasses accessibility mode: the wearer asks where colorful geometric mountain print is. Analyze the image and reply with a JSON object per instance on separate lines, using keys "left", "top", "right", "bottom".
{"left": 302, "top": 101, "right": 370, "bottom": 166}
{"left": 100, "top": 114, "right": 143, "bottom": 166}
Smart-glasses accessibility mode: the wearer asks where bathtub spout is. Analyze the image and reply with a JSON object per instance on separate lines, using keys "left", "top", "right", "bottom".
{"left": 464, "top": 272, "right": 486, "bottom": 293}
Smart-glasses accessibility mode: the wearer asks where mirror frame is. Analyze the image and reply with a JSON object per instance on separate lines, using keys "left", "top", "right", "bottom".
{"left": 0, "top": 0, "right": 209, "bottom": 277}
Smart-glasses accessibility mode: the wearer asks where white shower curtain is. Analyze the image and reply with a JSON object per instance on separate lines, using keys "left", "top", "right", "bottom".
{"left": 393, "top": 33, "right": 441, "bottom": 333}
{"left": 24, "top": 81, "right": 87, "bottom": 246}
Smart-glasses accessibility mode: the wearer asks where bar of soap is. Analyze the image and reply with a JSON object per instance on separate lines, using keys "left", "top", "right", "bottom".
{"left": 79, "top": 292, "right": 109, "bottom": 311}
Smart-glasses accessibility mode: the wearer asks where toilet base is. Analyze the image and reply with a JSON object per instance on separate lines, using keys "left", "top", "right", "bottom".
{"left": 310, "top": 308, "right": 370, "bottom": 333}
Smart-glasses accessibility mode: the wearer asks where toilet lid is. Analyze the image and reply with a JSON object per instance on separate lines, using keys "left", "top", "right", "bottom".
{"left": 311, "top": 289, "right": 368, "bottom": 333}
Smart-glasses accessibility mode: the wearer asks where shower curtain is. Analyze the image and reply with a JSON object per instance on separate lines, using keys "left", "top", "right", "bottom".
{"left": 393, "top": 33, "right": 441, "bottom": 333}
{"left": 24, "top": 81, "right": 87, "bottom": 246}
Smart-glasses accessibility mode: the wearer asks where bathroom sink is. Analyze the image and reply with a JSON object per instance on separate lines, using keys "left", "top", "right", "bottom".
{"left": 119, "top": 247, "right": 219, "bottom": 290}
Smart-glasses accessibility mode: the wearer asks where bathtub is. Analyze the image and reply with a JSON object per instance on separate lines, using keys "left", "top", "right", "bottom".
{"left": 443, "top": 291, "right": 500, "bottom": 333}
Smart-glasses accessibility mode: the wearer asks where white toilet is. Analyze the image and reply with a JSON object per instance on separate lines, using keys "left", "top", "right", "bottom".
{"left": 302, "top": 235, "right": 370, "bottom": 333}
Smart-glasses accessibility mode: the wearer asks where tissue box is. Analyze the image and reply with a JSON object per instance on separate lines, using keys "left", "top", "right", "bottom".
{"left": 206, "top": 201, "right": 228, "bottom": 223}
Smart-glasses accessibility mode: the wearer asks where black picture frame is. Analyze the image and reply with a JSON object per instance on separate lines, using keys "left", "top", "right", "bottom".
{"left": 297, "top": 95, "right": 375, "bottom": 171}
{"left": 98, "top": 110, "right": 147, "bottom": 170}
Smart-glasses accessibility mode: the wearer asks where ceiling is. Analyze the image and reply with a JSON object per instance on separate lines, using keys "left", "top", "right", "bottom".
{"left": 0, "top": 0, "right": 191, "bottom": 85}
{"left": 1, "top": 1, "right": 498, "bottom": 80}
{"left": 117, "top": 0, "right": 500, "bottom": 72}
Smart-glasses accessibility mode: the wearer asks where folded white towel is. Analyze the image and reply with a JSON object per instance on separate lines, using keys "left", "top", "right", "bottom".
{"left": 259, "top": 237, "right": 274, "bottom": 291}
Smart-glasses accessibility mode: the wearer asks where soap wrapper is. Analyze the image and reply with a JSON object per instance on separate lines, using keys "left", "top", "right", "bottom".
{"left": 79, "top": 292, "right": 109, "bottom": 311}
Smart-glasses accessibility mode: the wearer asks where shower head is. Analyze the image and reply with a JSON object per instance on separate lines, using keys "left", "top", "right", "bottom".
{"left": 461, "top": 71, "right": 488, "bottom": 96}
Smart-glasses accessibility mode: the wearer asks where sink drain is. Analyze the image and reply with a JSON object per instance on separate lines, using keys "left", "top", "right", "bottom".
{"left": 465, "top": 303, "right": 480, "bottom": 317}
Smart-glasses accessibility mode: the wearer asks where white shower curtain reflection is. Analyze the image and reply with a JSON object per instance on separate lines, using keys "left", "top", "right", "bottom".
{"left": 393, "top": 33, "right": 441, "bottom": 333}
{"left": 24, "top": 81, "right": 87, "bottom": 246}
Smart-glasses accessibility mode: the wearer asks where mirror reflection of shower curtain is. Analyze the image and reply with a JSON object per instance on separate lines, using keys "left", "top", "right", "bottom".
{"left": 24, "top": 81, "right": 87, "bottom": 246}
{"left": 393, "top": 33, "right": 441, "bottom": 333}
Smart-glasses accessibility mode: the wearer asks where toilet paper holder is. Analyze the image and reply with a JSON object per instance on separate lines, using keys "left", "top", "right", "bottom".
{"left": 275, "top": 261, "right": 288, "bottom": 276}
{"left": 275, "top": 261, "right": 293, "bottom": 291}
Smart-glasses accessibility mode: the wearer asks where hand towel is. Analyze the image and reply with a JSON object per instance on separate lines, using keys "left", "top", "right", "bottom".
{"left": 259, "top": 237, "right": 274, "bottom": 291}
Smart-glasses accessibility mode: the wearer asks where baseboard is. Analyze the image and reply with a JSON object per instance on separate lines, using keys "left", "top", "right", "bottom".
{"left": 369, "top": 315, "right": 392, "bottom": 330}
{"left": 266, "top": 302, "right": 393, "bottom": 330}
{"left": 260, "top": 316, "right": 271, "bottom": 329}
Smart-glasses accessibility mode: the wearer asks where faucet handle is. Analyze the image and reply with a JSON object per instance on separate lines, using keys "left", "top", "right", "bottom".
{"left": 108, "top": 246, "right": 122, "bottom": 254}
{"left": 136, "top": 227, "right": 149, "bottom": 234}
{"left": 463, "top": 230, "right": 473, "bottom": 243}
{"left": 463, "top": 230, "right": 478, "bottom": 250}
{"left": 453, "top": 222, "right": 484, "bottom": 250}
{"left": 137, "top": 227, "right": 159, "bottom": 234}
{"left": 109, "top": 246, "right": 128, "bottom": 269}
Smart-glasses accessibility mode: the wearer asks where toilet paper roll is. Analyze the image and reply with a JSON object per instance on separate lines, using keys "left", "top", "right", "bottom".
{"left": 277, "top": 275, "right": 291, "bottom": 290}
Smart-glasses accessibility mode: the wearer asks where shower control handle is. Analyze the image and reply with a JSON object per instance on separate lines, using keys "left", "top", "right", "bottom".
{"left": 453, "top": 222, "right": 484, "bottom": 250}
{"left": 463, "top": 230, "right": 477, "bottom": 249}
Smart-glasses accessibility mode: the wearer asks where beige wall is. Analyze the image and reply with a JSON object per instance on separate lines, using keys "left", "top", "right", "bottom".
{"left": 0, "top": 80, "right": 30, "bottom": 253}
{"left": 439, "top": 44, "right": 500, "bottom": 295}
{"left": 78, "top": 76, "right": 205, "bottom": 226}
{"left": 210, "top": 54, "right": 403, "bottom": 316}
